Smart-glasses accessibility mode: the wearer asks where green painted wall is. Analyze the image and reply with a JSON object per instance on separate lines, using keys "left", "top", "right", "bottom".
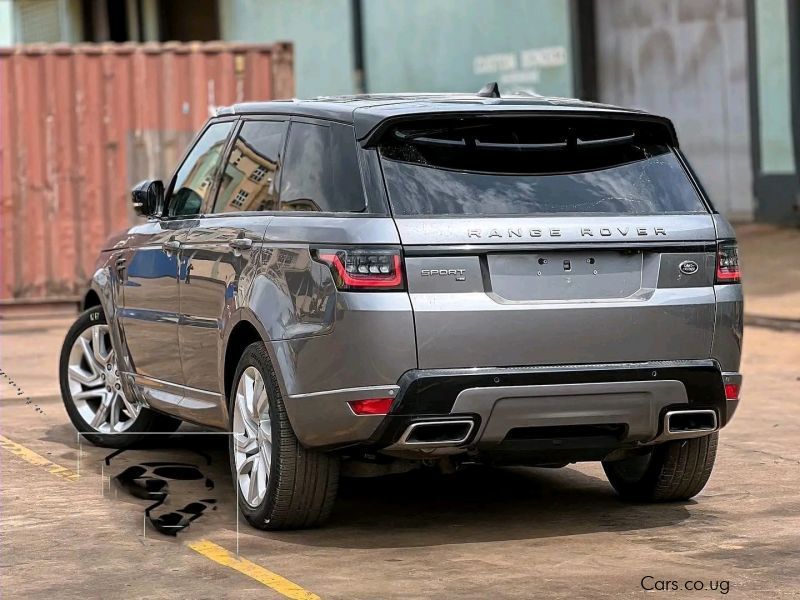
{"left": 220, "top": 0, "right": 574, "bottom": 99}
{"left": 219, "top": 0, "right": 356, "bottom": 98}
{"left": 755, "top": 0, "right": 795, "bottom": 174}
{"left": 362, "top": 0, "right": 573, "bottom": 96}
{"left": 0, "top": 0, "right": 13, "bottom": 44}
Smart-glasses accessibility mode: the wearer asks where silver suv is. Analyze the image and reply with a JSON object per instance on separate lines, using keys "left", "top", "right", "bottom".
{"left": 60, "top": 92, "right": 743, "bottom": 530}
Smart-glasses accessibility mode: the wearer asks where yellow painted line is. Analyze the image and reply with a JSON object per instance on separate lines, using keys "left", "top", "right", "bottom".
{"left": 0, "top": 434, "right": 80, "bottom": 482}
{"left": 188, "top": 539, "right": 320, "bottom": 600}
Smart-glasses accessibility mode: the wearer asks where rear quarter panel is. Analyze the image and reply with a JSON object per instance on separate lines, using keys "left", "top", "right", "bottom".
{"left": 241, "top": 215, "right": 418, "bottom": 398}
{"left": 711, "top": 214, "right": 744, "bottom": 372}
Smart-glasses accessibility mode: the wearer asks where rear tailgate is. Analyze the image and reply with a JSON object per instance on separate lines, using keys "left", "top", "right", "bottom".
{"left": 375, "top": 112, "right": 718, "bottom": 369}
{"left": 398, "top": 215, "right": 717, "bottom": 369}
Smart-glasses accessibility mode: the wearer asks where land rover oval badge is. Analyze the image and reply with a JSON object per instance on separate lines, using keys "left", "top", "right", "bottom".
{"left": 679, "top": 260, "right": 699, "bottom": 275}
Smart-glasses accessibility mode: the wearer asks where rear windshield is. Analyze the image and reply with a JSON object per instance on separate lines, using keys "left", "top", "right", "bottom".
{"left": 377, "top": 117, "right": 707, "bottom": 216}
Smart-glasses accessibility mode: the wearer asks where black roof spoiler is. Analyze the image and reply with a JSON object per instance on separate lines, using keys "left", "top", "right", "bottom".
{"left": 358, "top": 110, "right": 680, "bottom": 148}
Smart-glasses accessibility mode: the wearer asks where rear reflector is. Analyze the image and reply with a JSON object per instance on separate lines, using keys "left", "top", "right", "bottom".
{"left": 724, "top": 383, "right": 740, "bottom": 400}
{"left": 716, "top": 241, "right": 741, "bottom": 283}
{"left": 347, "top": 398, "right": 394, "bottom": 415}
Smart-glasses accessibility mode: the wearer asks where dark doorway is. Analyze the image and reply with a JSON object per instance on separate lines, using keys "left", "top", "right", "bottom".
{"left": 159, "top": 0, "right": 220, "bottom": 42}
{"left": 80, "top": 0, "right": 219, "bottom": 43}
{"left": 81, "top": 0, "right": 129, "bottom": 42}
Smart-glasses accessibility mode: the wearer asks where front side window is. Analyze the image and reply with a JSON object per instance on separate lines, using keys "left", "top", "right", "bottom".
{"left": 167, "top": 121, "right": 233, "bottom": 217}
{"left": 212, "top": 120, "right": 287, "bottom": 213}
{"left": 278, "top": 121, "right": 366, "bottom": 212}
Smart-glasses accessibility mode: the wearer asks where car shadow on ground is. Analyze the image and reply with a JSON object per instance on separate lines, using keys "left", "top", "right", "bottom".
{"left": 272, "top": 465, "right": 695, "bottom": 549}
{"left": 43, "top": 424, "right": 694, "bottom": 548}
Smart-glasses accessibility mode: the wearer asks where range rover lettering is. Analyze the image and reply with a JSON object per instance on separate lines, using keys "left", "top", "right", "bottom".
{"left": 60, "top": 89, "right": 743, "bottom": 530}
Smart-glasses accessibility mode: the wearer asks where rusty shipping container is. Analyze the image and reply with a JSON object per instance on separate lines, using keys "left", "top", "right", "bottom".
{"left": 0, "top": 41, "right": 294, "bottom": 305}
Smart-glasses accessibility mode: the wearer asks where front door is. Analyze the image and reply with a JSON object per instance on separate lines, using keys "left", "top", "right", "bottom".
{"left": 178, "top": 118, "right": 287, "bottom": 425}
{"left": 119, "top": 119, "right": 234, "bottom": 397}
{"left": 118, "top": 220, "right": 188, "bottom": 385}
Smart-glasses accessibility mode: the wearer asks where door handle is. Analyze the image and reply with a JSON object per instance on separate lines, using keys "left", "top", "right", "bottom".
{"left": 228, "top": 238, "right": 253, "bottom": 251}
{"left": 115, "top": 257, "right": 127, "bottom": 282}
{"left": 162, "top": 240, "right": 181, "bottom": 253}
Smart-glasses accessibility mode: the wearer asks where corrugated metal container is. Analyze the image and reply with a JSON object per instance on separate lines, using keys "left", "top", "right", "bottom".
{"left": 0, "top": 41, "right": 294, "bottom": 305}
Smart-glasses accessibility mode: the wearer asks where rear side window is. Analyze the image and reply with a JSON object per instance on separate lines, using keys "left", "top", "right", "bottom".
{"left": 279, "top": 121, "right": 366, "bottom": 212}
{"left": 378, "top": 117, "right": 707, "bottom": 216}
{"left": 213, "top": 120, "right": 287, "bottom": 213}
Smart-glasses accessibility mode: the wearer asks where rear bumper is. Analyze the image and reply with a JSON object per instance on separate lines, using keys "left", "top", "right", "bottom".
{"left": 287, "top": 360, "right": 739, "bottom": 453}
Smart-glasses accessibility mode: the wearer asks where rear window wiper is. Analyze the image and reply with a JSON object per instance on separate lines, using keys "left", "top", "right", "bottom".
{"left": 393, "top": 123, "right": 492, "bottom": 146}
{"left": 473, "top": 132, "right": 636, "bottom": 151}
{"left": 398, "top": 135, "right": 467, "bottom": 147}
{"left": 474, "top": 139, "right": 567, "bottom": 151}
{"left": 576, "top": 132, "right": 635, "bottom": 148}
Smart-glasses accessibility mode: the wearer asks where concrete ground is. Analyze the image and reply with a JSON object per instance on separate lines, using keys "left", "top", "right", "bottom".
{"left": 1, "top": 226, "right": 799, "bottom": 599}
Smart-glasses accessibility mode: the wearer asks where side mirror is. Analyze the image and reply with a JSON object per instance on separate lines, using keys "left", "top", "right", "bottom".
{"left": 131, "top": 180, "right": 164, "bottom": 217}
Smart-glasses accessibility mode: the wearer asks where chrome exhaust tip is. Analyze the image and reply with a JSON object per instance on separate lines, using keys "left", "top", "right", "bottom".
{"left": 398, "top": 419, "right": 475, "bottom": 447}
{"left": 659, "top": 409, "right": 718, "bottom": 440}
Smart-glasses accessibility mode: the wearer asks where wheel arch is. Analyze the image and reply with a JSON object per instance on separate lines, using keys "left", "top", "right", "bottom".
{"left": 223, "top": 319, "right": 264, "bottom": 404}
{"left": 222, "top": 307, "right": 292, "bottom": 400}
{"left": 85, "top": 264, "right": 135, "bottom": 377}
{"left": 83, "top": 289, "right": 101, "bottom": 311}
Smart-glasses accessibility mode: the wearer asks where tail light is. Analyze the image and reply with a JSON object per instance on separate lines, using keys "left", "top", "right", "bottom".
{"left": 724, "top": 383, "right": 740, "bottom": 400}
{"left": 314, "top": 248, "right": 404, "bottom": 291}
{"left": 715, "top": 241, "right": 741, "bottom": 283}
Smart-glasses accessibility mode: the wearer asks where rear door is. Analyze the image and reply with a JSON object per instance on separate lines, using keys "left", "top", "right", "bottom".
{"left": 178, "top": 118, "right": 287, "bottom": 425}
{"left": 378, "top": 115, "right": 718, "bottom": 369}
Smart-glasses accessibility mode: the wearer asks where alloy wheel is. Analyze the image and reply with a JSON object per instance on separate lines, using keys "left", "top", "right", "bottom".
{"left": 232, "top": 366, "right": 272, "bottom": 508}
{"left": 66, "top": 324, "right": 140, "bottom": 433}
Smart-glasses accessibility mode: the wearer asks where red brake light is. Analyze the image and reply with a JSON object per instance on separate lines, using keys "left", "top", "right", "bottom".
{"left": 716, "top": 241, "right": 741, "bottom": 283}
{"left": 316, "top": 248, "right": 404, "bottom": 291}
{"left": 348, "top": 398, "right": 395, "bottom": 415}
{"left": 724, "top": 383, "right": 740, "bottom": 400}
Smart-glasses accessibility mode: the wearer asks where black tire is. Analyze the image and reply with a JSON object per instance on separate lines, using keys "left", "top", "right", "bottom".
{"left": 59, "top": 306, "right": 182, "bottom": 448}
{"left": 228, "top": 342, "right": 339, "bottom": 530}
{"left": 603, "top": 433, "right": 718, "bottom": 502}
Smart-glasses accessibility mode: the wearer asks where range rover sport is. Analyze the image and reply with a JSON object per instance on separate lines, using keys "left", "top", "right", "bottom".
{"left": 60, "top": 90, "right": 743, "bottom": 530}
